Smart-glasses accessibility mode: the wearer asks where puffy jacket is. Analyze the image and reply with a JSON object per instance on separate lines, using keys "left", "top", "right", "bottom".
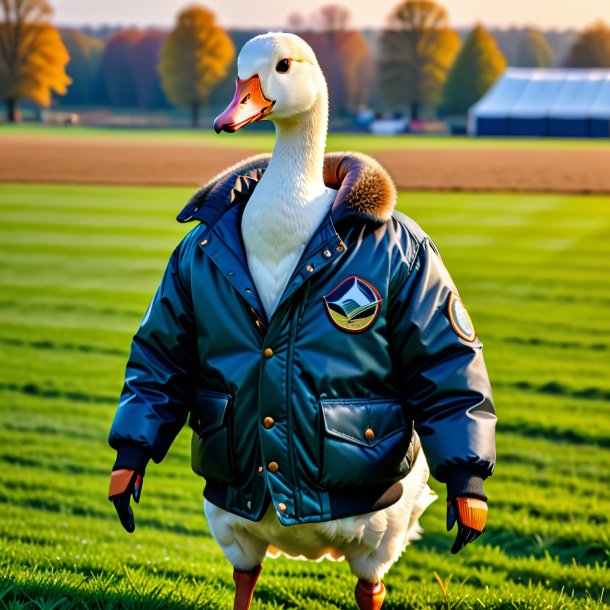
{"left": 108, "top": 152, "right": 496, "bottom": 526}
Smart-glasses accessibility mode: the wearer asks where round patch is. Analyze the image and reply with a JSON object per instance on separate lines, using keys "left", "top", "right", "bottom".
{"left": 448, "top": 293, "right": 476, "bottom": 342}
{"left": 323, "top": 276, "right": 382, "bottom": 333}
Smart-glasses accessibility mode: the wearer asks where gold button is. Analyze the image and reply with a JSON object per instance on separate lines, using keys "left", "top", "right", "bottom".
{"left": 365, "top": 428, "right": 375, "bottom": 442}
{"left": 200, "top": 239, "right": 208, "bottom": 246}
{"left": 263, "top": 347, "right": 274, "bottom": 358}
{"left": 263, "top": 417, "right": 275, "bottom": 429}
{"left": 267, "top": 461, "right": 279, "bottom": 473}
{"left": 306, "top": 264, "right": 314, "bottom": 272}
{"left": 257, "top": 466, "right": 263, "bottom": 473}
{"left": 336, "top": 244, "right": 345, "bottom": 252}
{"left": 278, "top": 502, "right": 287, "bottom": 512}
{"left": 323, "top": 250, "right": 332, "bottom": 258}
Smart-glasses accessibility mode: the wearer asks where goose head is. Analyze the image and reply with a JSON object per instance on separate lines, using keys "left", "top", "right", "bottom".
{"left": 214, "top": 32, "right": 328, "bottom": 133}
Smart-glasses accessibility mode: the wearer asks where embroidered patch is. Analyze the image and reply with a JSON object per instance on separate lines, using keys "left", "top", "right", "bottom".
{"left": 448, "top": 293, "right": 476, "bottom": 342}
{"left": 323, "top": 276, "right": 382, "bottom": 333}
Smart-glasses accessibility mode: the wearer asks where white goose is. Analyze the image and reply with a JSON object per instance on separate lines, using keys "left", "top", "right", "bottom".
{"left": 211, "top": 32, "right": 436, "bottom": 610}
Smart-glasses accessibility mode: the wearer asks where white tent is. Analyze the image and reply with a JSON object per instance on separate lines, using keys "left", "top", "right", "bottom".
{"left": 469, "top": 68, "right": 610, "bottom": 137}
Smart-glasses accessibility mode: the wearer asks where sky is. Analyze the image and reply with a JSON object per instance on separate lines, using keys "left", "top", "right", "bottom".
{"left": 51, "top": 0, "right": 608, "bottom": 31}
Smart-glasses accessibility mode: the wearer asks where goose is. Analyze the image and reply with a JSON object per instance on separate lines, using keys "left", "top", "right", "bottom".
{"left": 211, "top": 32, "right": 437, "bottom": 610}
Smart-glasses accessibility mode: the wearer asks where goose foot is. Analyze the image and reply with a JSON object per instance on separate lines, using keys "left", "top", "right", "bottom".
{"left": 355, "top": 578, "right": 386, "bottom": 610}
{"left": 233, "top": 564, "right": 262, "bottom": 610}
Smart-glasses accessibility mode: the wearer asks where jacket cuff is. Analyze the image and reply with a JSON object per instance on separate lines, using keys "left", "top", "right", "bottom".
{"left": 113, "top": 444, "right": 151, "bottom": 475}
{"left": 445, "top": 467, "right": 487, "bottom": 502}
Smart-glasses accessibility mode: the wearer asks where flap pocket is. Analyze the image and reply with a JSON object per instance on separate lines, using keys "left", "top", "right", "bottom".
{"left": 190, "top": 389, "right": 231, "bottom": 436}
{"left": 320, "top": 396, "right": 407, "bottom": 447}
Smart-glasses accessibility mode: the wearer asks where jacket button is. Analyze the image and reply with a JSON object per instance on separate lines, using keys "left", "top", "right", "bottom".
{"left": 263, "top": 417, "right": 275, "bottom": 429}
{"left": 306, "top": 264, "right": 314, "bottom": 272}
{"left": 365, "top": 428, "right": 375, "bottom": 442}
{"left": 336, "top": 244, "right": 345, "bottom": 252}
{"left": 257, "top": 466, "right": 263, "bottom": 473}
{"left": 323, "top": 250, "right": 332, "bottom": 258}
{"left": 200, "top": 239, "right": 208, "bottom": 246}
{"left": 267, "top": 461, "right": 279, "bottom": 472}
{"left": 263, "top": 347, "right": 274, "bottom": 358}
{"left": 278, "top": 502, "right": 287, "bottom": 512}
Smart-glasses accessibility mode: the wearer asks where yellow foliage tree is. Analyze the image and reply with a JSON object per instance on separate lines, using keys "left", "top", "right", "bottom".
{"left": 0, "top": 0, "right": 71, "bottom": 122}
{"left": 379, "top": 0, "right": 460, "bottom": 119}
{"left": 159, "top": 5, "right": 234, "bottom": 127}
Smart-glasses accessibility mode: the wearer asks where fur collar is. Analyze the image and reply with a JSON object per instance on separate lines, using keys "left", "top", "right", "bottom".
{"left": 177, "top": 151, "right": 397, "bottom": 226}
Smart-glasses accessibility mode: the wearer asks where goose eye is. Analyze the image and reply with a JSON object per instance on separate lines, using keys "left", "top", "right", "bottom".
{"left": 276, "top": 58, "right": 291, "bottom": 73}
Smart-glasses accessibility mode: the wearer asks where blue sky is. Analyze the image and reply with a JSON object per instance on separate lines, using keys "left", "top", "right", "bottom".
{"left": 51, "top": 0, "right": 608, "bottom": 30}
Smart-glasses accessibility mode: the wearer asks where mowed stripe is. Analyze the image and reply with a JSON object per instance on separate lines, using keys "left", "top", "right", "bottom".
{"left": 0, "top": 184, "right": 608, "bottom": 609}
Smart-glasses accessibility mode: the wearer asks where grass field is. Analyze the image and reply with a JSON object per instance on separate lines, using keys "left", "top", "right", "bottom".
{"left": 0, "top": 183, "right": 609, "bottom": 609}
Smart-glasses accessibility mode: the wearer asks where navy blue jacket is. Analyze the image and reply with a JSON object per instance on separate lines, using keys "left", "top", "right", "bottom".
{"left": 109, "top": 152, "right": 496, "bottom": 525}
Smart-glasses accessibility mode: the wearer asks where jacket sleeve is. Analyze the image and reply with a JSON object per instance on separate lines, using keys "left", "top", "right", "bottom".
{"left": 387, "top": 236, "right": 496, "bottom": 499}
{"left": 108, "top": 232, "right": 198, "bottom": 472}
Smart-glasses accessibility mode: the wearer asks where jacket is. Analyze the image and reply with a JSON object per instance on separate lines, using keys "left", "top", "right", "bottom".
{"left": 108, "top": 152, "right": 496, "bottom": 526}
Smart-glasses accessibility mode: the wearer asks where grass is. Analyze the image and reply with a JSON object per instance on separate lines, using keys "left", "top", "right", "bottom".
{"left": 0, "top": 183, "right": 609, "bottom": 609}
{"left": 2, "top": 123, "right": 610, "bottom": 152}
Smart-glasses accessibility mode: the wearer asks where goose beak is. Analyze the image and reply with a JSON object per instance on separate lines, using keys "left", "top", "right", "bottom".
{"left": 214, "top": 75, "right": 275, "bottom": 133}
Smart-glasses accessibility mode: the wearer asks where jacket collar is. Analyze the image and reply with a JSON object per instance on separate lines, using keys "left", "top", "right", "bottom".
{"left": 177, "top": 152, "right": 397, "bottom": 227}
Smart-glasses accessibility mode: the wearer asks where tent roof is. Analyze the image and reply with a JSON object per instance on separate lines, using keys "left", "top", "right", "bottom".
{"left": 470, "top": 68, "right": 610, "bottom": 122}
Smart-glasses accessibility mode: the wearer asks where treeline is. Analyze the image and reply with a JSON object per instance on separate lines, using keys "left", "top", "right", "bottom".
{"left": 3, "top": 0, "right": 610, "bottom": 124}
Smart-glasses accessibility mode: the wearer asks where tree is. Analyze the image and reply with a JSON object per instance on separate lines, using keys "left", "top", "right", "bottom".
{"left": 159, "top": 5, "right": 234, "bottom": 127}
{"left": 130, "top": 30, "right": 168, "bottom": 109}
{"left": 516, "top": 29, "right": 555, "bottom": 68}
{"left": 442, "top": 24, "right": 506, "bottom": 116}
{"left": 100, "top": 29, "right": 140, "bottom": 107}
{"left": 59, "top": 28, "right": 103, "bottom": 105}
{"left": 0, "top": 0, "right": 71, "bottom": 122}
{"left": 564, "top": 20, "right": 610, "bottom": 68}
{"left": 378, "top": 0, "right": 460, "bottom": 119}
{"left": 312, "top": 4, "right": 351, "bottom": 32}
{"left": 301, "top": 5, "right": 375, "bottom": 117}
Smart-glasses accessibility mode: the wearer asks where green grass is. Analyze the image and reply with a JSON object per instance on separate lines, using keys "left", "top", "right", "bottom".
{"left": 3, "top": 123, "right": 610, "bottom": 152}
{"left": 0, "top": 183, "right": 609, "bottom": 609}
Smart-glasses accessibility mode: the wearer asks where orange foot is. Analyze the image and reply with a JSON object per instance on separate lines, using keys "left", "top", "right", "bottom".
{"left": 355, "top": 579, "right": 386, "bottom": 610}
{"left": 233, "top": 564, "right": 262, "bottom": 610}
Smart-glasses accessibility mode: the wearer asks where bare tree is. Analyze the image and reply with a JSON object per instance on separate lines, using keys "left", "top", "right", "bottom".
{"left": 312, "top": 4, "right": 351, "bottom": 33}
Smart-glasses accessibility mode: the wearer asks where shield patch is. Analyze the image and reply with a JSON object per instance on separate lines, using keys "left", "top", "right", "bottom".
{"left": 323, "top": 276, "right": 382, "bottom": 333}
{"left": 448, "top": 293, "right": 476, "bottom": 342}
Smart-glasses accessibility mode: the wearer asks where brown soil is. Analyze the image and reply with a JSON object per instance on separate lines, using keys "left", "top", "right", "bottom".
{"left": 2, "top": 135, "right": 610, "bottom": 193}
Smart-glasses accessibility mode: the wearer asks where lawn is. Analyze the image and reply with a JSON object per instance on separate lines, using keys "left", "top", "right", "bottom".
{"left": 0, "top": 183, "right": 608, "bottom": 609}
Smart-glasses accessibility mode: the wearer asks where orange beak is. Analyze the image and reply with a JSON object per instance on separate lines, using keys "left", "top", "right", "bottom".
{"left": 214, "top": 74, "right": 275, "bottom": 133}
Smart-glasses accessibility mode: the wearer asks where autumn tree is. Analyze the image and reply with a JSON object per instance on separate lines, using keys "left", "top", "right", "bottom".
{"left": 100, "top": 29, "right": 140, "bottom": 107}
{"left": 130, "top": 30, "right": 168, "bottom": 109}
{"left": 378, "top": 0, "right": 460, "bottom": 119}
{"left": 516, "top": 29, "right": 555, "bottom": 68}
{"left": 564, "top": 20, "right": 610, "bottom": 68}
{"left": 0, "top": 0, "right": 71, "bottom": 122}
{"left": 159, "top": 5, "right": 234, "bottom": 127}
{"left": 442, "top": 25, "right": 506, "bottom": 116}
{"left": 300, "top": 5, "right": 375, "bottom": 117}
{"left": 59, "top": 28, "right": 103, "bottom": 105}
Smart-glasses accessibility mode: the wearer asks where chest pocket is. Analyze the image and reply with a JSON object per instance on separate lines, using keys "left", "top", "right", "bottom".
{"left": 318, "top": 396, "right": 413, "bottom": 489}
{"left": 189, "top": 389, "right": 238, "bottom": 483}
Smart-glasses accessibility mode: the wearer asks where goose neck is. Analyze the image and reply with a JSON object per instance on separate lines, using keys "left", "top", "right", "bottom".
{"left": 261, "top": 96, "right": 328, "bottom": 203}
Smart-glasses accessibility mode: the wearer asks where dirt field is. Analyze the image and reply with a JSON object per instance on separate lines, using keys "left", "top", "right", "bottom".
{"left": 2, "top": 134, "right": 610, "bottom": 193}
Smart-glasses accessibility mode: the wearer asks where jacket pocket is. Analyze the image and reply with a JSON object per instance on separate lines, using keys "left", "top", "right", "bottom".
{"left": 318, "top": 396, "right": 413, "bottom": 489}
{"left": 189, "top": 389, "right": 237, "bottom": 483}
